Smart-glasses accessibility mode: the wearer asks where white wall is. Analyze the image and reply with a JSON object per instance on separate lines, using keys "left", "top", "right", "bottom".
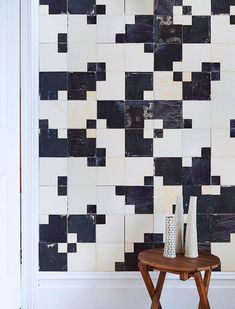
{"left": 38, "top": 272, "right": 235, "bottom": 309}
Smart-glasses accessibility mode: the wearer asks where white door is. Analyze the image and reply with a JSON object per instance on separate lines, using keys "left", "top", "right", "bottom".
{"left": 0, "top": 1, "right": 20, "bottom": 308}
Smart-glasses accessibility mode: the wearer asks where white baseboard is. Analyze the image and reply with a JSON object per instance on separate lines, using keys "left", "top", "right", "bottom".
{"left": 38, "top": 272, "right": 235, "bottom": 309}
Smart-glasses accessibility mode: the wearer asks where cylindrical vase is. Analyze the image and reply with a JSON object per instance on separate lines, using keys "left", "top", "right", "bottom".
{"left": 175, "top": 196, "right": 184, "bottom": 254}
{"left": 184, "top": 196, "right": 198, "bottom": 258}
{"left": 163, "top": 216, "right": 176, "bottom": 258}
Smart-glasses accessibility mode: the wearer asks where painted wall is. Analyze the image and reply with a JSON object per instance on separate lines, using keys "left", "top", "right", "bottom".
{"left": 39, "top": 0, "right": 235, "bottom": 272}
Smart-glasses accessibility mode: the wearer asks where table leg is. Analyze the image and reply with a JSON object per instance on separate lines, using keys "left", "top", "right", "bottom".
{"left": 138, "top": 262, "right": 165, "bottom": 309}
{"left": 194, "top": 272, "right": 211, "bottom": 309}
{"left": 198, "top": 270, "right": 211, "bottom": 309}
{"left": 151, "top": 271, "right": 166, "bottom": 309}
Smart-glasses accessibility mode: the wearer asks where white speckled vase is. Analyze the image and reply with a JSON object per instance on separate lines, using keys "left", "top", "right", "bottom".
{"left": 185, "top": 196, "right": 198, "bottom": 258}
{"left": 163, "top": 216, "right": 176, "bottom": 258}
{"left": 175, "top": 196, "right": 184, "bottom": 254}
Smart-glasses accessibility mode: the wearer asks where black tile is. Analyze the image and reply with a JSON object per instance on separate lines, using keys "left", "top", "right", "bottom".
{"left": 97, "top": 101, "right": 125, "bottom": 128}
{"left": 96, "top": 157, "right": 106, "bottom": 166}
{"left": 96, "top": 148, "right": 106, "bottom": 157}
{"left": 87, "top": 205, "right": 97, "bottom": 214}
{"left": 183, "top": 16, "right": 211, "bottom": 43}
{"left": 96, "top": 215, "right": 106, "bottom": 224}
{"left": 201, "top": 147, "right": 211, "bottom": 157}
{"left": 183, "top": 157, "right": 211, "bottom": 185}
{"left": 154, "top": 16, "right": 182, "bottom": 44}
{"left": 68, "top": 0, "right": 95, "bottom": 14}
{"left": 125, "top": 129, "right": 153, "bottom": 157}
{"left": 125, "top": 101, "right": 154, "bottom": 128}
{"left": 154, "top": 129, "right": 163, "bottom": 138}
{"left": 125, "top": 73, "right": 153, "bottom": 100}
{"left": 115, "top": 186, "right": 125, "bottom": 196}
{"left": 40, "top": 0, "right": 67, "bottom": 14}
{"left": 211, "top": 72, "right": 220, "bottom": 81}
{"left": 212, "top": 186, "right": 235, "bottom": 213}
{"left": 211, "top": 214, "right": 235, "bottom": 242}
{"left": 154, "top": 44, "right": 182, "bottom": 71}
{"left": 144, "top": 233, "right": 163, "bottom": 243}
{"left": 183, "top": 119, "right": 192, "bottom": 128}
{"left": 173, "top": 72, "right": 182, "bottom": 81}
{"left": 39, "top": 72, "right": 68, "bottom": 100}
{"left": 87, "top": 157, "right": 96, "bottom": 166}
{"left": 39, "top": 129, "right": 67, "bottom": 157}
{"left": 87, "top": 119, "right": 96, "bottom": 129}
{"left": 230, "top": 119, "right": 235, "bottom": 137}
{"left": 87, "top": 15, "right": 97, "bottom": 24}
{"left": 96, "top": 72, "right": 106, "bottom": 81}
{"left": 39, "top": 243, "right": 67, "bottom": 271}
{"left": 96, "top": 5, "right": 106, "bottom": 14}
{"left": 68, "top": 129, "right": 96, "bottom": 157}
{"left": 39, "top": 119, "right": 49, "bottom": 129}
{"left": 230, "top": 15, "right": 235, "bottom": 24}
{"left": 126, "top": 186, "right": 153, "bottom": 214}
{"left": 67, "top": 243, "right": 77, "bottom": 253}
{"left": 197, "top": 214, "right": 211, "bottom": 243}
{"left": 68, "top": 72, "right": 96, "bottom": 100}
{"left": 126, "top": 15, "right": 154, "bottom": 43}
{"left": 40, "top": 215, "right": 67, "bottom": 243}
{"left": 154, "top": 0, "right": 178, "bottom": 16}
{"left": 183, "top": 186, "right": 212, "bottom": 214}
{"left": 183, "top": 5, "right": 192, "bottom": 15}
{"left": 154, "top": 100, "right": 183, "bottom": 129}
{"left": 58, "top": 176, "right": 67, "bottom": 186}
{"left": 144, "top": 176, "right": 154, "bottom": 186}
{"left": 58, "top": 186, "right": 67, "bottom": 196}
{"left": 154, "top": 157, "right": 182, "bottom": 185}
{"left": 211, "top": 176, "right": 220, "bottom": 185}
{"left": 58, "top": 33, "right": 67, "bottom": 43}
{"left": 144, "top": 43, "right": 154, "bottom": 53}
{"left": 68, "top": 215, "right": 96, "bottom": 242}
{"left": 58, "top": 44, "right": 67, "bottom": 53}
{"left": 116, "top": 33, "right": 125, "bottom": 43}
{"left": 183, "top": 72, "right": 211, "bottom": 100}
{"left": 211, "top": 0, "right": 231, "bottom": 15}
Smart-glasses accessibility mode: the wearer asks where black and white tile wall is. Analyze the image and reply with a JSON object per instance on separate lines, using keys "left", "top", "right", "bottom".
{"left": 39, "top": 0, "right": 235, "bottom": 272}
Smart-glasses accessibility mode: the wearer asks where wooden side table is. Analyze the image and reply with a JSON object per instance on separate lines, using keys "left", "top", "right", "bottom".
{"left": 138, "top": 248, "right": 220, "bottom": 309}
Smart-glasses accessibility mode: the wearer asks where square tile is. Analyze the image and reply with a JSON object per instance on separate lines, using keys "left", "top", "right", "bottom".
{"left": 68, "top": 244, "right": 96, "bottom": 271}
{"left": 125, "top": 214, "right": 153, "bottom": 242}
{"left": 68, "top": 186, "right": 96, "bottom": 214}
{"left": 97, "top": 186, "right": 125, "bottom": 215}
{"left": 96, "top": 215, "right": 124, "bottom": 243}
{"left": 96, "top": 243, "right": 124, "bottom": 271}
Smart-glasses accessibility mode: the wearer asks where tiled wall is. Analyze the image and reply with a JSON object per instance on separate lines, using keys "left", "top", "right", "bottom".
{"left": 39, "top": 0, "right": 235, "bottom": 272}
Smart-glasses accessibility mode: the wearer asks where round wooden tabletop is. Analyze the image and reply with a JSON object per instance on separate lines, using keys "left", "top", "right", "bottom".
{"left": 138, "top": 248, "right": 220, "bottom": 273}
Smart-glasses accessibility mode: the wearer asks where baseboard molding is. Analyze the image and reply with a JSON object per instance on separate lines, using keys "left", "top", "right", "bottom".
{"left": 38, "top": 272, "right": 235, "bottom": 309}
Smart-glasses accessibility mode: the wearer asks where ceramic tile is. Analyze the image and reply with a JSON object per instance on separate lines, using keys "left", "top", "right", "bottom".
{"left": 125, "top": 44, "right": 153, "bottom": 72}
{"left": 68, "top": 158, "right": 96, "bottom": 186}
{"left": 96, "top": 0, "right": 124, "bottom": 14}
{"left": 125, "top": 0, "right": 153, "bottom": 15}
{"left": 153, "top": 129, "right": 183, "bottom": 157}
{"left": 125, "top": 157, "right": 153, "bottom": 186}
{"left": 68, "top": 244, "right": 96, "bottom": 271}
{"left": 68, "top": 186, "right": 96, "bottom": 214}
{"left": 67, "top": 101, "right": 97, "bottom": 129}
{"left": 97, "top": 72, "right": 125, "bottom": 100}
{"left": 68, "top": 15, "right": 96, "bottom": 44}
{"left": 40, "top": 15, "right": 67, "bottom": 43}
{"left": 39, "top": 158, "right": 67, "bottom": 186}
{"left": 125, "top": 214, "right": 153, "bottom": 243}
{"left": 96, "top": 243, "right": 124, "bottom": 271}
{"left": 97, "top": 15, "right": 125, "bottom": 43}
{"left": 182, "top": 129, "right": 211, "bottom": 157}
{"left": 96, "top": 215, "right": 124, "bottom": 243}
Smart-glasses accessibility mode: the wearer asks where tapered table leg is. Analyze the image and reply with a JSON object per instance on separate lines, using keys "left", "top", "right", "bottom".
{"left": 151, "top": 271, "right": 166, "bottom": 309}
{"left": 198, "top": 270, "right": 211, "bottom": 309}
{"left": 194, "top": 272, "right": 211, "bottom": 309}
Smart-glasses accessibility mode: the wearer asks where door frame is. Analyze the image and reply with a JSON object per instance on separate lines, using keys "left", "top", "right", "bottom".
{"left": 21, "top": 0, "right": 39, "bottom": 308}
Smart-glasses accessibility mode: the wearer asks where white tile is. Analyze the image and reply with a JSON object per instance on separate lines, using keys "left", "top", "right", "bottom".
{"left": 68, "top": 233, "right": 77, "bottom": 243}
{"left": 211, "top": 186, "right": 221, "bottom": 195}
{"left": 58, "top": 243, "right": 67, "bottom": 253}
{"left": 125, "top": 0, "right": 154, "bottom": 15}
{"left": 154, "top": 176, "right": 163, "bottom": 186}
{"left": 125, "top": 205, "right": 135, "bottom": 215}
{"left": 40, "top": 44, "right": 67, "bottom": 72}
{"left": 211, "top": 72, "right": 235, "bottom": 101}
{"left": 96, "top": 0, "right": 125, "bottom": 14}
{"left": 39, "top": 214, "right": 49, "bottom": 225}
{"left": 97, "top": 72, "right": 125, "bottom": 100}
{"left": 87, "top": 91, "right": 97, "bottom": 101}
{"left": 97, "top": 119, "right": 107, "bottom": 129}
{"left": 97, "top": 15, "right": 125, "bottom": 43}
{"left": 68, "top": 186, "right": 96, "bottom": 214}
{"left": 68, "top": 15, "right": 96, "bottom": 44}
{"left": 231, "top": 5, "right": 235, "bottom": 14}
{"left": 211, "top": 16, "right": 235, "bottom": 44}
{"left": 58, "top": 128, "right": 67, "bottom": 139}
{"left": 96, "top": 215, "right": 124, "bottom": 243}
{"left": 86, "top": 129, "right": 97, "bottom": 138}
{"left": 183, "top": 72, "right": 192, "bottom": 82}
{"left": 154, "top": 186, "right": 182, "bottom": 215}
{"left": 211, "top": 129, "right": 235, "bottom": 157}
{"left": 183, "top": 0, "right": 211, "bottom": 15}
{"left": 144, "top": 128, "right": 154, "bottom": 138}
{"left": 183, "top": 44, "right": 211, "bottom": 71}
{"left": 96, "top": 129, "right": 125, "bottom": 157}
{"left": 125, "top": 15, "right": 135, "bottom": 24}
{"left": 58, "top": 91, "right": 68, "bottom": 101}
{"left": 173, "top": 61, "right": 183, "bottom": 71}
{"left": 154, "top": 72, "right": 182, "bottom": 100}
{"left": 125, "top": 157, "right": 153, "bottom": 186}
{"left": 182, "top": 129, "right": 211, "bottom": 157}
{"left": 182, "top": 15, "right": 192, "bottom": 25}
{"left": 154, "top": 129, "right": 182, "bottom": 157}
{"left": 211, "top": 157, "right": 235, "bottom": 186}
{"left": 201, "top": 186, "right": 211, "bottom": 195}
{"left": 40, "top": 5, "right": 49, "bottom": 15}
{"left": 183, "top": 101, "right": 211, "bottom": 129}
{"left": 96, "top": 243, "right": 124, "bottom": 271}
{"left": 97, "top": 157, "right": 125, "bottom": 185}
{"left": 39, "top": 158, "right": 67, "bottom": 186}
{"left": 173, "top": 6, "right": 182, "bottom": 16}
{"left": 153, "top": 119, "right": 164, "bottom": 129}
{"left": 39, "top": 100, "right": 67, "bottom": 129}
{"left": 125, "top": 214, "right": 153, "bottom": 243}
{"left": 144, "top": 91, "right": 154, "bottom": 100}
{"left": 153, "top": 213, "right": 165, "bottom": 234}
{"left": 182, "top": 157, "right": 192, "bottom": 167}
{"left": 40, "top": 15, "right": 67, "bottom": 43}
{"left": 144, "top": 119, "right": 154, "bottom": 129}
{"left": 125, "top": 243, "right": 134, "bottom": 252}
{"left": 68, "top": 158, "right": 96, "bottom": 186}
{"left": 68, "top": 43, "right": 96, "bottom": 71}
{"left": 97, "top": 44, "right": 125, "bottom": 72}
{"left": 211, "top": 44, "right": 235, "bottom": 72}
{"left": 97, "top": 186, "right": 125, "bottom": 215}
{"left": 67, "top": 101, "right": 97, "bottom": 129}
{"left": 39, "top": 186, "right": 67, "bottom": 215}
{"left": 211, "top": 238, "right": 235, "bottom": 271}
{"left": 125, "top": 43, "right": 153, "bottom": 72}
{"left": 68, "top": 244, "right": 96, "bottom": 271}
